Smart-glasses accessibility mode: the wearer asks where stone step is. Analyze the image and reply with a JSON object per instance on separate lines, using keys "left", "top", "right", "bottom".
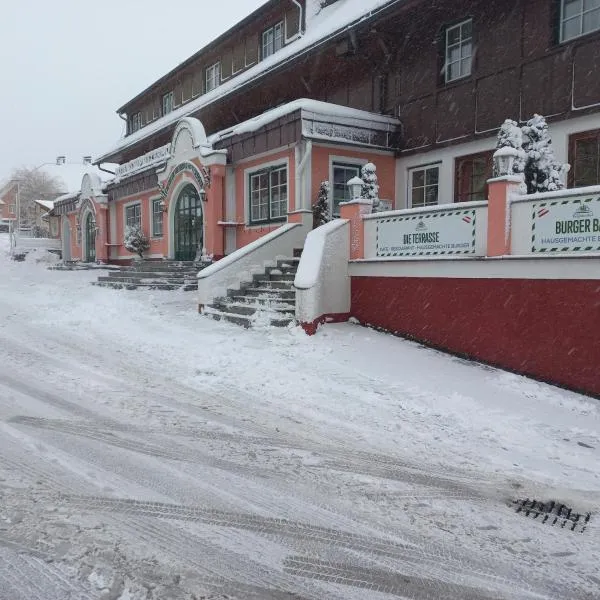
{"left": 93, "top": 281, "right": 197, "bottom": 292}
{"left": 98, "top": 271, "right": 198, "bottom": 283}
{"left": 227, "top": 295, "right": 295, "bottom": 306}
{"left": 97, "top": 275, "right": 197, "bottom": 285}
{"left": 237, "top": 287, "right": 296, "bottom": 299}
{"left": 129, "top": 261, "right": 205, "bottom": 271}
{"left": 276, "top": 258, "right": 300, "bottom": 269}
{"left": 104, "top": 270, "right": 197, "bottom": 280}
{"left": 267, "top": 272, "right": 296, "bottom": 282}
{"left": 203, "top": 306, "right": 293, "bottom": 328}
{"left": 251, "top": 279, "right": 294, "bottom": 290}
{"left": 209, "top": 300, "right": 295, "bottom": 317}
{"left": 265, "top": 265, "right": 297, "bottom": 276}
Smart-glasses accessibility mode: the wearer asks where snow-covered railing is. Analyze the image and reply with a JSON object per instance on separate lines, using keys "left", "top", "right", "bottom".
{"left": 362, "top": 201, "right": 489, "bottom": 260}
{"left": 511, "top": 186, "right": 600, "bottom": 255}
{"left": 198, "top": 221, "right": 310, "bottom": 308}
{"left": 295, "top": 219, "right": 350, "bottom": 334}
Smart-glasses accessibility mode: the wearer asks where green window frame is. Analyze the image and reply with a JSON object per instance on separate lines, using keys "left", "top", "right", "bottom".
{"left": 332, "top": 163, "right": 361, "bottom": 217}
{"left": 125, "top": 203, "right": 141, "bottom": 229}
{"left": 151, "top": 199, "right": 163, "bottom": 237}
{"left": 249, "top": 165, "right": 288, "bottom": 225}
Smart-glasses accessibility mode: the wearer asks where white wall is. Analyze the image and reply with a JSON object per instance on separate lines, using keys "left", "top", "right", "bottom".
{"left": 395, "top": 113, "right": 600, "bottom": 210}
{"left": 295, "top": 219, "right": 350, "bottom": 324}
{"left": 363, "top": 203, "right": 489, "bottom": 259}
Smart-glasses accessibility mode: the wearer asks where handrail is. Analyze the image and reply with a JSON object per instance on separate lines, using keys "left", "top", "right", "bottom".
{"left": 198, "top": 223, "right": 300, "bottom": 279}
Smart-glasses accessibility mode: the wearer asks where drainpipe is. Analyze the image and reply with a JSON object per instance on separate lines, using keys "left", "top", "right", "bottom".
{"left": 295, "top": 140, "right": 312, "bottom": 211}
{"left": 288, "top": 0, "right": 304, "bottom": 41}
{"left": 97, "top": 164, "right": 116, "bottom": 176}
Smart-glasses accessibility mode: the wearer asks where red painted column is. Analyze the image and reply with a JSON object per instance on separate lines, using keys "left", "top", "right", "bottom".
{"left": 205, "top": 165, "right": 225, "bottom": 260}
{"left": 487, "top": 175, "right": 523, "bottom": 257}
{"left": 95, "top": 205, "right": 109, "bottom": 263}
{"left": 340, "top": 200, "right": 372, "bottom": 259}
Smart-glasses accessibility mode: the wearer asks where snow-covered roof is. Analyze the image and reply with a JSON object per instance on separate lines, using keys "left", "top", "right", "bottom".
{"left": 34, "top": 199, "right": 55, "bottom": 211}
{"left": 208, "top": 98, "right": 400, "bottom": 144}
{"left": 95, "top": 0, "right": 396, "bottom": 164}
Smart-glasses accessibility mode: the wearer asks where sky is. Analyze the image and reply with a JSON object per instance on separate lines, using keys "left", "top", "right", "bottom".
{"left": 0, "top": 0, "right": 267, "bottom": 179}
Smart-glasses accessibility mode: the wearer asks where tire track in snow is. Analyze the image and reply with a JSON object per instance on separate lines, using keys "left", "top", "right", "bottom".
{"left": 282, "top": 556, "right": 512, "bottom": 600}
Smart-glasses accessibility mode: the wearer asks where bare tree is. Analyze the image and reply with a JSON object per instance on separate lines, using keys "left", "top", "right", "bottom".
{"left": 10, "top": 167, "right": 64, "bottom": 229}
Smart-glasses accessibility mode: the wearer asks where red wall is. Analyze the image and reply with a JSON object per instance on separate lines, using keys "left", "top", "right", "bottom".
{"left": 351, "top": 277, "right": 600, "bottom": 398}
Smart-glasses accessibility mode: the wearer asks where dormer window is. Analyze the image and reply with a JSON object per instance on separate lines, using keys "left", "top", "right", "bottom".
{"left": 130, "top": 112, "right": 142, "bottom": 133}
{"left": 162, "top": 91, "right": 173, "bottom": 115}
{"left": 205, "top": 62, "right": 221, "bottom": 92}
{"left": 262, "top": 21, "right": 284, "bottom": 59}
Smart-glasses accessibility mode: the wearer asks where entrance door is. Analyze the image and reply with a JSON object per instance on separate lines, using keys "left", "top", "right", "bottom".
{"left": 174, "top": 184, "right": 203, "bottom": 261}
{"left": 85, "top": 212, "right": 96, "bottom": 262}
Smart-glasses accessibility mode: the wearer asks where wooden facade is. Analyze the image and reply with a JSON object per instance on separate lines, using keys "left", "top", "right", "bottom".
{"left": 103, "top": 0, "right": 600, "bottom": 168}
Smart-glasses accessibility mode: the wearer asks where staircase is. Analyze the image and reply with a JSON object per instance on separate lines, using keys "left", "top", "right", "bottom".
{"left": 92, "top": 260, "right": 207, "bottom": 291}
{"left": 203, "top": 256, "right": 300, "bottom": 328}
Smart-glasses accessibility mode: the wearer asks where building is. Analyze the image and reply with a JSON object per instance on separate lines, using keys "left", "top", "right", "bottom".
{"left": 54, "top": 0, "right": 600, "bottom": 265}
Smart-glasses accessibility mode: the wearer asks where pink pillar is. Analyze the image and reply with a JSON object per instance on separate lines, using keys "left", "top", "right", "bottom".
{"left": 95, "top": 205, "right": 109, "bottom": 263}
{"left": 340, "top": 200, "right": 372, "bottom": 260}
{"left": 205, "top": 165, "right": 225, "bottom": 260}
{"left": 486, "top": 176, "right": 522, "bottom": 257}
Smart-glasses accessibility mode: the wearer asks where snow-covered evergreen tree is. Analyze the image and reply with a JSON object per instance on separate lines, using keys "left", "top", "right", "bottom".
{"left": 313, "top": 181, "right": 331, "bottom": 227}
{"left": 495, "top": 119, "right": 526, "bottom": 176}
{"left": 360, "top": 162, "right": 380, "bottom": 208}
{"left": 124, "top": 226, "right": 150, "bottom": 259}
{"left": 521, "top": 114, "right": 567, "bottom": 194}
{"left": 495, "top": 115, "right": 568, "bottom": 193}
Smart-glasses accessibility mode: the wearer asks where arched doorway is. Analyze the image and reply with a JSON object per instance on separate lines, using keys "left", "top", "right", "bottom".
{"left": 84, "top": 212, "right": 96, "bottom": 262}
{"left": 173, "top": 184, "right": 203, "bottom": 261}
{"left": 62, "top": 217, "right": 71, "bottom": 262}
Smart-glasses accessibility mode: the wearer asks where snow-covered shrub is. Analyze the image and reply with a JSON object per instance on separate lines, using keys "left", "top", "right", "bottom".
{"left": 313, "top": 181, "right": 331, "bottom": 227}
{"left": 521, "top": 114, "right": 568, "bottom": 194}
{"left": 361, "top": 162, "right": 380, "bottom": 209}
{"left": 124, "top": 226, "right": 150, "bottom": 259}
{"left": 495, "top": 115, "right": 569, "bottom": 193}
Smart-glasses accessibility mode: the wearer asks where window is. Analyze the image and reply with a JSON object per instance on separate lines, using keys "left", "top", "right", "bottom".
{"left": 445, "top": 19, "right": 473, "bottom": 83}
{"left": 152, "top": 199, "right": 163, "bottom": 237}
{"left": 125, "top": 203, "right": 141, "bottom": 229}
{"left": 409, "top": 165, "right": 439, "bottom": 208}
{"left": 332, "top": 163, "right": 361, "bottom": 216}
{"left": 130, "top": 112, "right": 142, "bottom": 133}
{"left": 561, "top": 0, "right": 600, "bottom": 41}
{"left": 262, "top": 21, "right": 284, "bottom": 59}
{"left": 162, "top": 91, "right": 173, "bottom": 116}
{"left": 249, "top": 165, "right": 288, "bottom": 224}
{"left": 455, "top": 151, "right": 493, "bottom": 202}
{"left": 205, "top": 62, "right": 221, "bottom": 92}
{"left": 569, "top": 129, "right": 600, "bottom": 187}
{"left": 8, "top": 204, "right": 15, "bottom": 214}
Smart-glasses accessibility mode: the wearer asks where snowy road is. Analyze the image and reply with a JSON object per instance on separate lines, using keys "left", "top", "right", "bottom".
{"left": 0, "top": 238, "right": 599, "bottom": 599}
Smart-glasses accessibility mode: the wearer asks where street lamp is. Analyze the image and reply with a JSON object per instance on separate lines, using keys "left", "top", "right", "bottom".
{"left": 347, "top": 176, "right": 364, "bottom": 200}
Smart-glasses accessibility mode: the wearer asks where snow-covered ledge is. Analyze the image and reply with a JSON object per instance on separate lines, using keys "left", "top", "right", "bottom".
{"left": 295, "top": 219, "right": 351, "bottom": 335}
{"left": 198, "top": 221, "right": 310, "bottom": 309}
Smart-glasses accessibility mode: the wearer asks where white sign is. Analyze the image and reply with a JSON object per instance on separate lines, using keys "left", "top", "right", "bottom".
{"left": 532, "top": 196, "right": 600, "bottom": 253}
{"left": 376, "top": 209, "right": 477, "bottom": 257}
{"left": 115, "top": 144, "right": 172, "bottom": 179}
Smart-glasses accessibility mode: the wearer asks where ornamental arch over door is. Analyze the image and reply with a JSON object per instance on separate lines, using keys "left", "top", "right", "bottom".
{"left": 172, "top": 183, "right": 203, "bottom": 261}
